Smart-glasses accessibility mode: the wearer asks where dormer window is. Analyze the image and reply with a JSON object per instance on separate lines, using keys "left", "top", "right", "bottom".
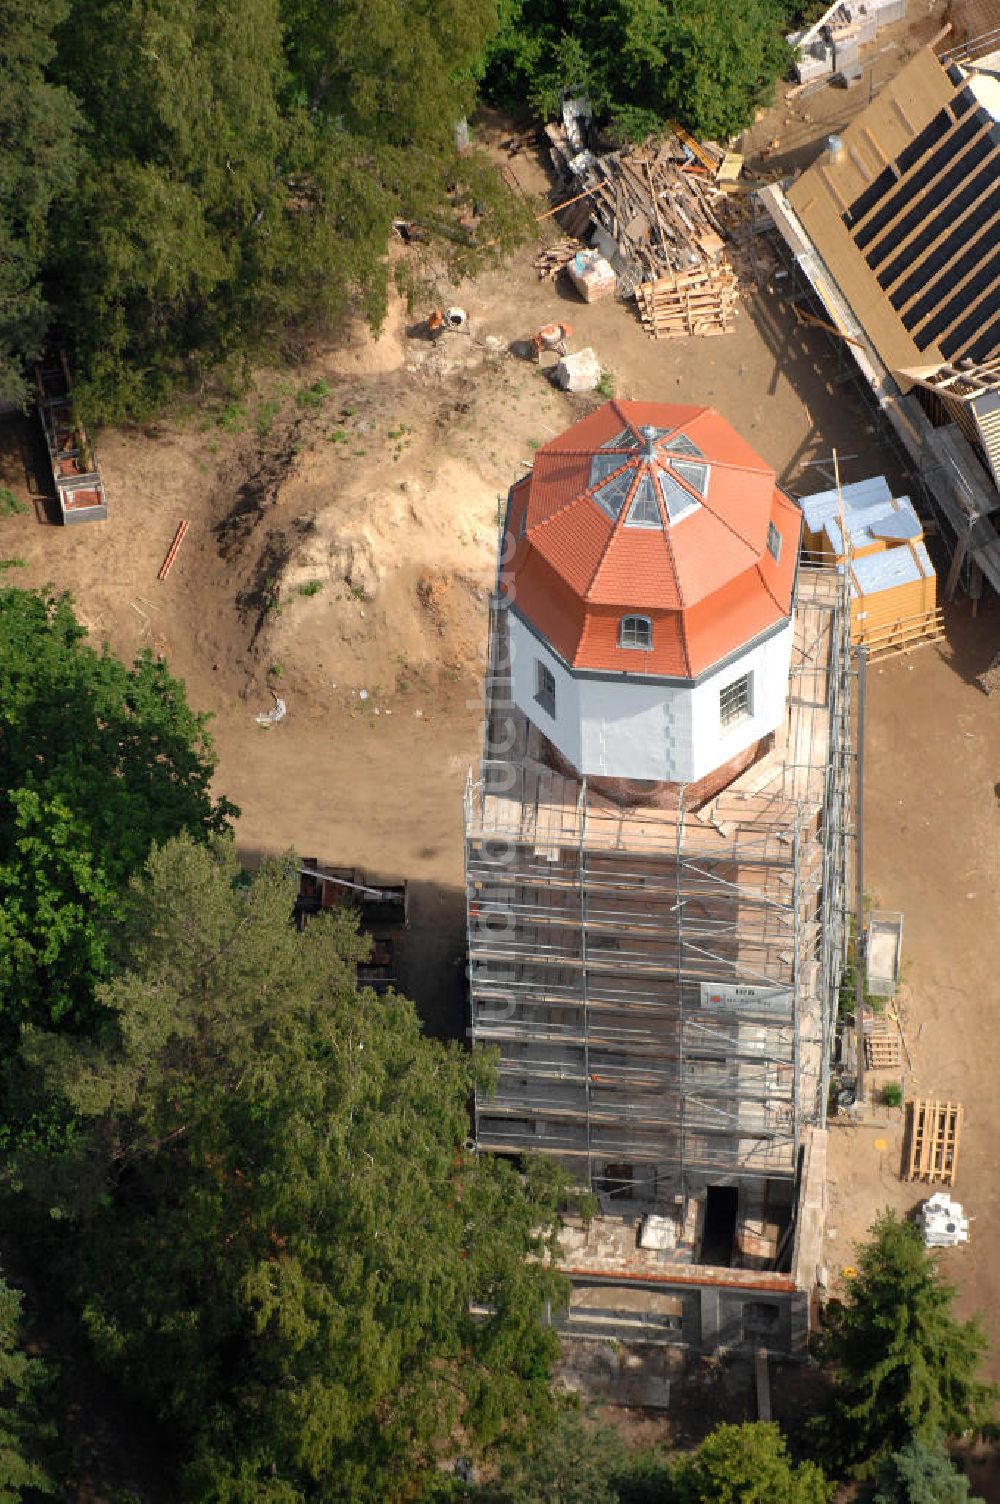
{"left": 619, "top": 615, "right": 653, "bottom": 650}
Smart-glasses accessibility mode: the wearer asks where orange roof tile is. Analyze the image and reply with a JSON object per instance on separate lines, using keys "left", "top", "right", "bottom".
{"left": 507, "top": 401, "right": 800, "bottom": 679}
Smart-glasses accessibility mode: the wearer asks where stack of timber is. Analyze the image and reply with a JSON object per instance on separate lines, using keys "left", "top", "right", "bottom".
{"left": 543, "top": 125, "right": 742, "bottom": 339}
{"left": 534, "top": 237, "right": 582, "bottom": 280}
{"left": 906, "top": 1100, "right": 963, "bottom": 1186}
{"left": 863, "top": 1015, "right": 900, "bottom": 1069}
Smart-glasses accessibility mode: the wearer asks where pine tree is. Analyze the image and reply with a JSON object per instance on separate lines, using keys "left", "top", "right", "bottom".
{"left": 820, "top": 1212, "right": 996, "bottom": 1471}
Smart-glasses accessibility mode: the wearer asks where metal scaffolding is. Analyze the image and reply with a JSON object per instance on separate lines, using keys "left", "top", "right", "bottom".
{"left": 465, "top": 566, "right": 852, "bottom": 1206}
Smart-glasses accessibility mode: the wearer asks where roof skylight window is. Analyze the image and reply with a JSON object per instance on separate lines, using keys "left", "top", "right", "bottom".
{"left": 600, "top": 428, "right": 641, "bottom": 450}
{"left": 593, "top": 468, "right": 636, "bottom": 520}
{"left": 625, "top": 472, "right": 662, "bottom": 528}
{"left": 663, "top": 432, "right": 704, "bottom": 458}
{"left": 658, "top": 468, "right": 701, "bottom": 523}
{"left": 589, "top": 452, "right": 629, "bottom": 488}
{"left": 671, "top": 459, "right": 710, "bottom": 497}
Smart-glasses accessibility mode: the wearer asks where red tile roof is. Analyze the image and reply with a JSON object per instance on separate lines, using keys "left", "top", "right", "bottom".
{"left": 508, "top": 401, "right": 800, "bottom": 679}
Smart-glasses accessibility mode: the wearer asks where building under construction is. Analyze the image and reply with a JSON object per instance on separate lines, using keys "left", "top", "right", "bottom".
{"left": 762, "top": 36, "right": 1000, "bottom": 600}
{"left": 465, "top": 400, "right": 852, "bottom": 1352}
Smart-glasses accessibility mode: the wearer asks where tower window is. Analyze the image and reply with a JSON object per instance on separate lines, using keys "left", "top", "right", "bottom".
{"left": 535, "top": 660, "right": 556, "bottom": 718}
{"left": 720, "top": 671, "right": 753, "bottom": 729}
{"left": 619, "top": 615, "right": 653, "bottom": 650}
{"left": 767, "top": 521, "right": 782, "bottom": 562}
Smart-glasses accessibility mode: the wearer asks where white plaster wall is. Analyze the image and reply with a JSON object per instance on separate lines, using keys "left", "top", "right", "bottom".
{"left": 509, "top": 612, "right": 793, "bottom": 783}
{"left": 687, "top": 622, "right": 794, "bottom": 782}
{"left": 509, "top": 613, "right": 583, "bottom": 771}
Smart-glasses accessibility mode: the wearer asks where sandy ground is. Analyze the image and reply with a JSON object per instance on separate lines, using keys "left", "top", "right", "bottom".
{"left": 1, "top": 9, "right": 999, "bottom": 1481}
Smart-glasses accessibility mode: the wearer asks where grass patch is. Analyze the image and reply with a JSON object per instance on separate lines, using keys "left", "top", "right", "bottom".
{"left": 297, "top": 379, "right": 331, "bottom": 410}
{"left": 217, "top": 401, "right": 247, "bottom": 434}
{"left": 0, "top": 487, "right": 28, "bottom": 517}
{"left": 882, "top": 1081, "right": 903, "bottom": 1108}
{"left": 256, "top": 398, "right": 282, "bottom": 438}
{"left": 296, "top": 580, "right": 324, "bottom": 598}
{"left": 595, "top": 370, "right": 615, "bottom": 399}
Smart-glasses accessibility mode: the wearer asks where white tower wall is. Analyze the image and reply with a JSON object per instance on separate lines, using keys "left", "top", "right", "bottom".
{"left": 509, "top": 611, "right": 793, "bottom": 784}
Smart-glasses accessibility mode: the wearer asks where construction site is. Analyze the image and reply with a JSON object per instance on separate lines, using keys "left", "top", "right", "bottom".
{"left": 465, "top": 401, "right": 854, "bottom": 1353}
{"left": 2, "top": 11, "right": 1000, "bottom": 1471}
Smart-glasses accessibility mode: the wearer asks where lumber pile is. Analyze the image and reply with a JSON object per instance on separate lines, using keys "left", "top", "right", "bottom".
{"left": 534, "top": 238, "right": 581, "bottom": 280}
{"left": 543, "top": 125, "right": 742, "bottom": 339}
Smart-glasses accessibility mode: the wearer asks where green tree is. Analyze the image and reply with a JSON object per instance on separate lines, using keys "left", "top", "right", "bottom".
{"left": 483, "top": 1409, "right": 637, "bottom": 1502}
{"left": 0, "top": 1277, "right": 54, "bottom": 1500}
{"left": 672, "top": 1423, "right": 830, "bottom": 1504}
{"left": 0, "top": 589, "right": 234, "bottom": 1039}
{"left": 819, "top": 1212, "right": 996, "bottom": 1472}
{"left": 0, "top": 0, "right": 80, "bottom": 406}
{"left": 41, "top": 0, "right": 526, "bottom": 420}
{"left": 23, "top": 835, "right": 570, "bottom": 1500}
{"left": 869, "top": 1435, "right": 983, "bottom": 1504}
{"left": 482, "top": 0, "right": 790, "bottom": 140}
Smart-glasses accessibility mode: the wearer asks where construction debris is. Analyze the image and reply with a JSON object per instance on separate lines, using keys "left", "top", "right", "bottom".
{"left": 543, "top": 124, "right": 742, "bottom": 339}
{"left": 976, "top": 649, "right": 1000, "bottom": 696}
{"left": 254, "top": 690, "right": 287, "bottom": 726}
{"left": 566, "top": 248, "right": 616, "bottom": 302}
{"left": 920, "top": 1192, "right": 970, "bottom": 1248}
{"left": 553, "top": 347, "right": 602, "bottom": 392}
{"left": 787, "top": 0, "right": 904, "bottom": 85}
{"left": 533, "top": 237, "right": 581, "bottom": 279}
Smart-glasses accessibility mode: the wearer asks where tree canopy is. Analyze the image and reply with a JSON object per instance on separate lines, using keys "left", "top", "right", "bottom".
{"left": 0, "top": 589, "right": 234, "bottom": 1041}
{"left": 482, "top": 0, "right": 791, "bottom": 140}
{"left": 9, "top": 0, "right": 526, "bottom": 420}
{"left": 0, "top": 1277, "right": 53, "bottom": 1502}
{"left": 818, "top": 1212, "right": 996, "bottom": 1471}
{"left": 21, "top": 834, "right": 571, "bottom": 1500}
{"left": 869, "top": 1436, "right": 984, "bottom": 1504}
{"left": 0, "top": 0, "right": 79, "bottom": 408}
{"left": 0, "top": 0, "right": 794, "bottom": 415}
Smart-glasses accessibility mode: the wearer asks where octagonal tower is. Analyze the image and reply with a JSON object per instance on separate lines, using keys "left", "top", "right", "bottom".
{"left": 503, "top": 400, "right": 801, "bottom": 799}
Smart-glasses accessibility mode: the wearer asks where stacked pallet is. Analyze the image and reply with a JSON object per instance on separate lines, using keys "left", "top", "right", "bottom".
{"left": 634, "top": 263, "right": 740, "bottom": 339}
{"left": 906, "top": 1100, "right": 963, "bottom": 1186}
{"left": 863, "top": 1016, "right": 900, "bottom": 1069}
{"left": 543, "top": 127, "right": 741, "bottom": 338}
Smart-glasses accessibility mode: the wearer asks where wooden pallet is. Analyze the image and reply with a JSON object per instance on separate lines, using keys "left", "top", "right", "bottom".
{"left": 906, "top": 1099, "right": 963, "bottom": 1185}
{"left": 864, "top": 1019, "right": 900, "bottom": 1069}
{"left": 635, "top": 265, "right": 740, "bottom": 339}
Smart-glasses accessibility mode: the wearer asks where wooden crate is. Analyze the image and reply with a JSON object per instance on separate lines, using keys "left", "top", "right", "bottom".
{"left": 906, "top": 1099, "right": 963, "bottom": 1185}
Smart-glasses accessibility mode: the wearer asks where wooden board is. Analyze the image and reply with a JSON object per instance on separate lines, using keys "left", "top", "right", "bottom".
{"left": 906, "top": 1099, "right": 963, "bottom": 1185}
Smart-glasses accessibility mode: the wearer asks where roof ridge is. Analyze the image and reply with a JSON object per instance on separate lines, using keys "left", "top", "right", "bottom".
{"left": 583, "top": 469, "right": 644, "bottom": 598}
{"left": 659, "top": 492, "right": 687, "bottom": 610}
